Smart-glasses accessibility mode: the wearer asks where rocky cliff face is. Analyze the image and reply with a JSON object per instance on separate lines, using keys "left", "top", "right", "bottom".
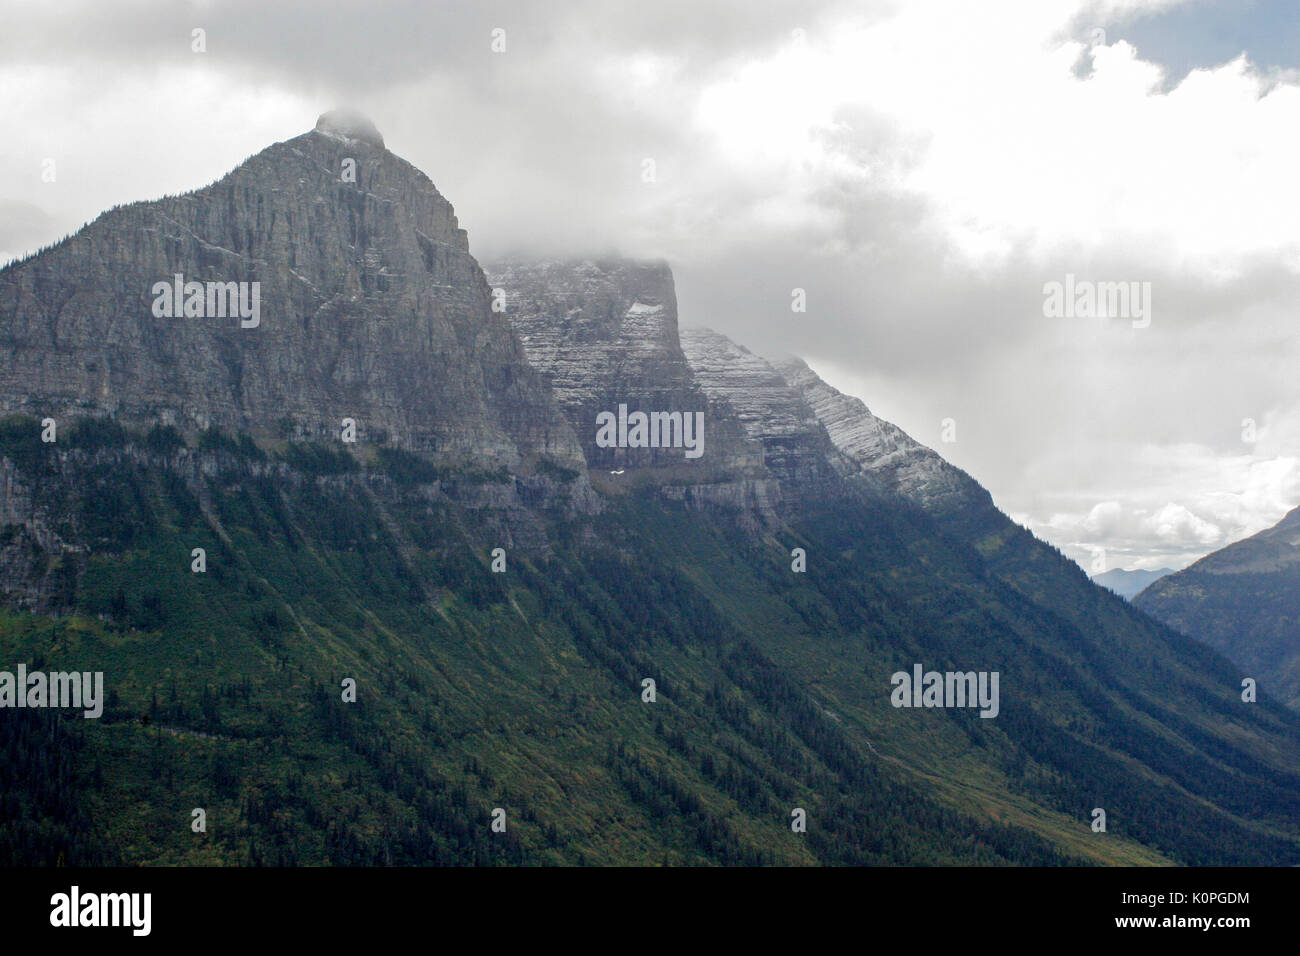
{"left": 0, "top": 105, "right": 1007, "bottom": 537}
{"left": 0, "top": 108, "right": 993, "bottom": 529}
{"left": 678, "top": 328, "right": 852, "bottom": 493}
{"left": 675, "top": 326, "right": 995, "bottom": 518}
{"left": 481, "top": 247, "right": 993, "bottom": 522}
{"left": 485, "top": 259, "right": 689, "bottom": 414}
{"left": 0, "top": 112, "right": 584, "bottom": 476}
{"left": 484, "top": 259, "right": 782, "bottom": 515}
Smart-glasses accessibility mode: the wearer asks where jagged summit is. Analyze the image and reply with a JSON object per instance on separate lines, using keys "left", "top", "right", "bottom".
{"left": 0, "top": 112, "right": 587, "bottom": 479}
{"left": 314, "top": 109, "right": 385, "bottom": 148}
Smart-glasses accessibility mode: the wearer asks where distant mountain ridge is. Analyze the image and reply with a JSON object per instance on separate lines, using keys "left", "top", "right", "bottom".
{"left": 1137, "top": 507, "right": 1300, "bottom": 707}
{"left": 1093, "top": 567, "right": 1175, "bottom": 600}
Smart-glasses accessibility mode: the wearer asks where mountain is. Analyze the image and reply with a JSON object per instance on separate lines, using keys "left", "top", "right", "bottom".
{"left": 1093, "top": 568, "right": 1175, "bottom": 600}
{"left": 0, "top": 110, "right": 584, "bottom": 478}
{"left": 5, "top": 113, "right": 1300, "bottom": 867}
{"left": 1136, "top": 507, "right": 1300, "bottom": 708}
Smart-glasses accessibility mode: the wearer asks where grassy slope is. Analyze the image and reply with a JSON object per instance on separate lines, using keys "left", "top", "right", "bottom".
{"left": 3, "top": 421, "right": 1300, "bottom": 865}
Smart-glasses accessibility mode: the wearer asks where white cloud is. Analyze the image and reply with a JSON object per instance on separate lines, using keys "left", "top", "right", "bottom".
{"left": 1145, "top": 502, "right": 1221, "bottom": 545}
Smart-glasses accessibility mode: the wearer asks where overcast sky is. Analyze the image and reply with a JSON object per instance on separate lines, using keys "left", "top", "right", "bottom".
{"left": 2, "top": 0, "right": 1298, "bottom": 572}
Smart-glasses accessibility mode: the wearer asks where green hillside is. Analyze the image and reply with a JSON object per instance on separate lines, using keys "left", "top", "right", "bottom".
{"left": 1136, "top": 508, "right": 1300, "bottom": 710}
{"left": 4, "top": 416, "right": 1300, "bottom": 865}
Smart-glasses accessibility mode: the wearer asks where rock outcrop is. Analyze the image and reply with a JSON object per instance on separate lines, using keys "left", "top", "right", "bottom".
{"left": 678, "top": 328, "right": 851, "bottom": 492}
{"left": 484, "top": 259, "right": 773, "bottom": 508}
{"left": 0, "top": 113, "right": 584, "bottom": 476}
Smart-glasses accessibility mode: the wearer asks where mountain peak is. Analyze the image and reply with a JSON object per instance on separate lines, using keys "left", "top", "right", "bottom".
{"left": 313, "top": 109, "right": 385, "bottom": 148}
{"left": 0, "top": 108, "right": 591, "bottom": 479}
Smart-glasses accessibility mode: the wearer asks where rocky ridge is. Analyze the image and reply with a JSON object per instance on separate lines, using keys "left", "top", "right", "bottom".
{"left": 0, "top": 114, "right": 584, "bottom": 479}
{"left": 772, "top": 355, "right": 992, "bottom": 515}
{"left": 678, "top": 328, "right": 853, "bottom": 492}
{"left": 485, "top": 259, "right": 787, "bottom": 519}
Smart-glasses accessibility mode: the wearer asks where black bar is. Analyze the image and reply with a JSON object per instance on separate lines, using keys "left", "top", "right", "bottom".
{"left": 0, "top": 865, "right": 1282, "bottom": 943}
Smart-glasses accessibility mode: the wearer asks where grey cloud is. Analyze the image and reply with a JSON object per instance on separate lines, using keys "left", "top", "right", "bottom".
{"left": 0, "top": 0, "right": 854, "bottom": 94}
{"left": 0, "top": 200, "right": 60, "bottom": 257}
